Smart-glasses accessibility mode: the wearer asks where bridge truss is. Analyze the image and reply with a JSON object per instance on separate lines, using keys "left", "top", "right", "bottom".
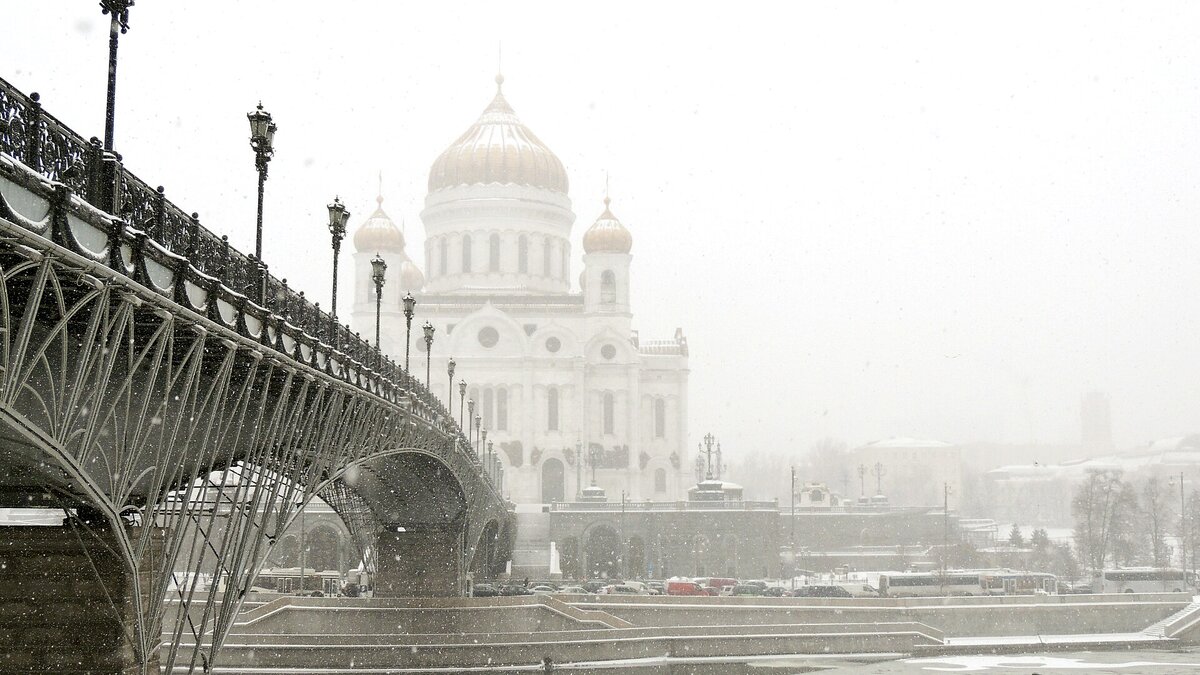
{"left": 0, "top": 76, "right": 510, "bottom": 673}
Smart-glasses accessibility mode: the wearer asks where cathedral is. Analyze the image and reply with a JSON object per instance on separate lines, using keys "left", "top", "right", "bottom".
{"left": 350, "top": 75, "right": 690, "bottom": 505}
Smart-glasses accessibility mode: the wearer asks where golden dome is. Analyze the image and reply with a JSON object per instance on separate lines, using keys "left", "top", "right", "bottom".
{"left": 428, "top": 76, "right": 568, "bottom": 194}
{"left": 582, "top": 197, "right": 632, "bottom": 254}
{"left": 399, "top": 259, "right": 425, "bottom": 292}
{"left": 352, "top": 195, "right": 406, "bottom": 253}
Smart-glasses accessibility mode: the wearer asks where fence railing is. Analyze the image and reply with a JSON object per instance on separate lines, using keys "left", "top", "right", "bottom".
{"left": 0, "top": 74, "right": 499, "bottom": 496}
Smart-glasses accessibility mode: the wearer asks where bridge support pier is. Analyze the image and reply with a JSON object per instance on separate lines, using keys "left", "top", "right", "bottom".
{"left": 374, "top": 524, "right": 464, "bottom": 597}
{"left": 0, "top": 519, "right": 164, "bottom": 675}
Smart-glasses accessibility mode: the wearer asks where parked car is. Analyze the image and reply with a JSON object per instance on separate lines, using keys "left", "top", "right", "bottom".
{"left": 731, "top": 584, "right": 764, "bottom": 596}
{"left": 557, "top": 585, "right": 590, "bottom": 595}
{"left": 499, "top": 584, "right": 533, "bottom": 596}
{"left": 792, "top": 585, "right": 853, "bottom": 598}
{"left": 743, "top": 580, "right": 769, "bottom": 589}
{"left": 718, "top": 584, "right": 736, "bottom": 596}
{"left": 762, "top": 586, "right": 789, "bottom": 597}
{"left": 529, "top": 585, "right": 558, "bottom": 593}
{"left": 603, "top": 583, "right": 646, "bottom": 595}
{"left": 471, "top": 583, "right": 499, "bottom": 597}
{"left": 582, "top": 580, "right": 608, "bottom": 593}
{"left": 647, "top": 581, "right": 666, "bottom": 595}
{"left": 665, "top": 580, "right": 708, "bottom": 596}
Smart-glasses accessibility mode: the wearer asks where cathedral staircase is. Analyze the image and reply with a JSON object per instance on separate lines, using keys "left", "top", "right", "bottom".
{"left": 509, "top": 506, "right": 553, "bottom": 578}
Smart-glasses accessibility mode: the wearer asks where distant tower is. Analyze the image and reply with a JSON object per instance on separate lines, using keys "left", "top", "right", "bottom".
{"left": 1080, "top": 391, "right": 1114, "bottom": 453}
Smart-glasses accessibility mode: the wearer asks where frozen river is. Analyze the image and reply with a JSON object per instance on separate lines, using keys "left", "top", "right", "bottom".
{"left": 516, "top": 648, "right": 1200, "bottom": 673}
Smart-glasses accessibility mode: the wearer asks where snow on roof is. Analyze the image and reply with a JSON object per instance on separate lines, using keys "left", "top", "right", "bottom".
{"left": 862, "top": 437, "right": 953, "bottom": 449}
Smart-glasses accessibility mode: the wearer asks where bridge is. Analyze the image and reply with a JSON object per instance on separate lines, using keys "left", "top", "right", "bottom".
{"left": 0, "top": 76, "right": 513, "bottom": 673}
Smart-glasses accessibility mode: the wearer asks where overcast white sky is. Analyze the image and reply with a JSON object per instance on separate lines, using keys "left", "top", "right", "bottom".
{"left": 5, "top": 2, "right": 1199, "bottom": 458}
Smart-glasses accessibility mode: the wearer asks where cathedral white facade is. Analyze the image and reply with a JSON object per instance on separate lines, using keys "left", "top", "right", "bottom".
{"left": 350, "top": 76, "right": 690, "bottom": 504}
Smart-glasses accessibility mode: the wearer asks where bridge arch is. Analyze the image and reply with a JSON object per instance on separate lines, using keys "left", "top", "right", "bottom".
{"left": 0, "top": 144, "right": 513, "bottom": 675}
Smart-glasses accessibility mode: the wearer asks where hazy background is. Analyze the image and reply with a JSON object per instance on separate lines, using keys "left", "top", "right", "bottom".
{"left": 4, "top": 2, "right": 1198, "bottom": 462}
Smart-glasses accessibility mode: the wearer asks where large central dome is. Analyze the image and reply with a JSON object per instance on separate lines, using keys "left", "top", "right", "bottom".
{"left": 428, "top": 75, "right": 569, "bottom": 194}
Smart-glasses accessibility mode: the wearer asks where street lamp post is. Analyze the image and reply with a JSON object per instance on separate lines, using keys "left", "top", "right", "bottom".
{"left": 326, "top": 197, "right": 350, "bottom": 346}
{"left": 458, "top": 380, "right": 467, "bottom": 431}
{"left": 467, "top": 399, "right": 476, "bottom": 446}
{"left": 247, "top": 102, "right": 277, "bottom": 303}
{"left": 370, "top": 254, "right": 387, "bottom": 352}
{"left": 99, "top": 0, "right": 133, "bottom": 152}
{"left": 474, "top": 414, "right": 482, "bottom": 459}
{"left": 402, "top": 293, "right": 416, "bottom": 373}
{"left": 446, "top": 357, "right": 455, "bottom": 407}
{"left": 423, "top": 321, "right": 435, "bottom": 388}
{"left": 488, "top": 440, "right": 496, "bottom": 484}
{"left": 790, "top": 465, "right": 796, "bottom": 589}
{"left": 481, "top": 429, "right": 488, "bottom": 479}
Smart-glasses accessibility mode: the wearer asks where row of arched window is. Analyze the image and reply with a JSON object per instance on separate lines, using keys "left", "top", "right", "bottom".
{"left": 466, "top": 387, "right": 668, "bottom": 440}
{"left": 432, "top": 233, "right": 570, "bottom": 279}
{"left": 469, "top": 386, "right": 509, "bottom": 432}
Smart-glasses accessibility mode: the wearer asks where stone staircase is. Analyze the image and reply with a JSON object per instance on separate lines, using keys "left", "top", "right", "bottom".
{"left": 509, "top": 508, "right": 552, "bottom": 577}
{"left": 1143, "top": 598, "right": 1200, "bottom": 638}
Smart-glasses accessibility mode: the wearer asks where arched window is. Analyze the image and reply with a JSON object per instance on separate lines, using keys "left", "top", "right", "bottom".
{"left": 601, "top": 270, "right": 616, "bottom": 304}
{"left": 542, "top": 238, "right": 552, "bottom": 277}
{"left": 496, "top": 388, "right": 508, "bottom": 431}
{"left": 518, "top": 235, "right": 528, "bottom": 273}
{"left": 562, "top": 247, "right": 569, "bottom": 280}
{"left": 482, "top": 388, "right": 493, "bottom": 429}
{"left": 462, "top": 235, "right": 472, "bottom": 273}
{"left": 654, "top": 398, "right": 666, "bottom": 438}
{"left": 439, "top": 237, "right": 448, "bottom": 275}
{"left": 547, "top": 388, "right": 559, "bottom": 431}
{"left": 489, "top": 233, "right": 501, "bottom": 272}
{"left": 603, "top": 392, "right": 614, "bottom": 435}
{"left": 654, "top": 468, "right": 667, "bottom": 493}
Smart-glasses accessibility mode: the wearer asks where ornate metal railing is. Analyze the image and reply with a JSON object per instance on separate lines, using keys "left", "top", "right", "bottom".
{"left": 0, "top": 75, "right": 492, "bottom": 493}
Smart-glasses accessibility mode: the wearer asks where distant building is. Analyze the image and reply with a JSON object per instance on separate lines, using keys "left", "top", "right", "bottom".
{"left": 985, "top": 434, "right": 1200, "bottom": 526}
{"left": 1081, "top": 390, "right": 1115, "bottom": 453}
{"left": 850, "top": 438, "right": 961, "bottom": 510}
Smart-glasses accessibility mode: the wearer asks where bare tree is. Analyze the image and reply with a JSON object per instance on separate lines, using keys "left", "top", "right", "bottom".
{"left": 1072, "top": 469, "right": 1132, "bottom": 573}
{"left": 1140, "top": 476, "right": 1170, "bottom": 568}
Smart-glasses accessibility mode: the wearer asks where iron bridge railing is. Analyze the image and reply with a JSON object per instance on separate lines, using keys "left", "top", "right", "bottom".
{"left": 0, "top": 75, "right": 498, "bottom": 497}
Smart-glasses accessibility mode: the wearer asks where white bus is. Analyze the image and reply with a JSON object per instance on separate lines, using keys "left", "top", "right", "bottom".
{"left": 980, "top": 571, "right": 1057, "bottom": 595}
{"left": 1094, "top": 568, "right": 1196, "bottom": 594}
{"left": 878, "top": 571, "right": 984, "bottom": 597}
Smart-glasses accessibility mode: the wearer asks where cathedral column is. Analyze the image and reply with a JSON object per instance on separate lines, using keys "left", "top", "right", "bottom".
{"left": 626, "top": 366, "right": 638, "bottom": 500}
{"left": 522, "top": 357, "right": 534, "bottom": 468}
{"left": 574, "top": 358, "right": 587, "bottom": 497}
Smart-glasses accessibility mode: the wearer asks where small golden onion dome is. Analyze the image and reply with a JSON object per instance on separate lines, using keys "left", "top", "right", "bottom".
{"left": 428, "top": 75, "right": 569, "bottom": 194}
{"left": 582, "top": 197, "right": 632, "bottom": 254}
{"left": 399, "top": 259, "right": 425, "bottom": 292}
{"left": 352, "top": 195, "right": 406, "bottom": 253}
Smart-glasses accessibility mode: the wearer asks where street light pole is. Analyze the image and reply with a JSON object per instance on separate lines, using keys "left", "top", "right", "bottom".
{"left": 791, "top": 465, "right": 796, "bottom": 589}
{"left": 474, "top": 414, "right": 482, "bottom": 459}
{"left": 620, "top": 490, "right": 627, "bottom": 578}
{"left": 247, "top": 103, "right": 277, "bottom": 303}
{"left": 327, "top": 197, "right": 350, "bottom": 345}
{"left": 402, "top": 293, "right": 416, "bottom": 373}
{"left": 370, "top": 255, "right": 387, "bottom": 350}
{"left": 458, "top": 380, "right": 467, "bottom": 431}
{"left": 446, "top": 357, "right": 455, "bottom": 407}
{"left": 423, "top": 321, "right": 435, "bottom": 388}
{"left": 99, "top": 0, "right": 133, "bottom": 152}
